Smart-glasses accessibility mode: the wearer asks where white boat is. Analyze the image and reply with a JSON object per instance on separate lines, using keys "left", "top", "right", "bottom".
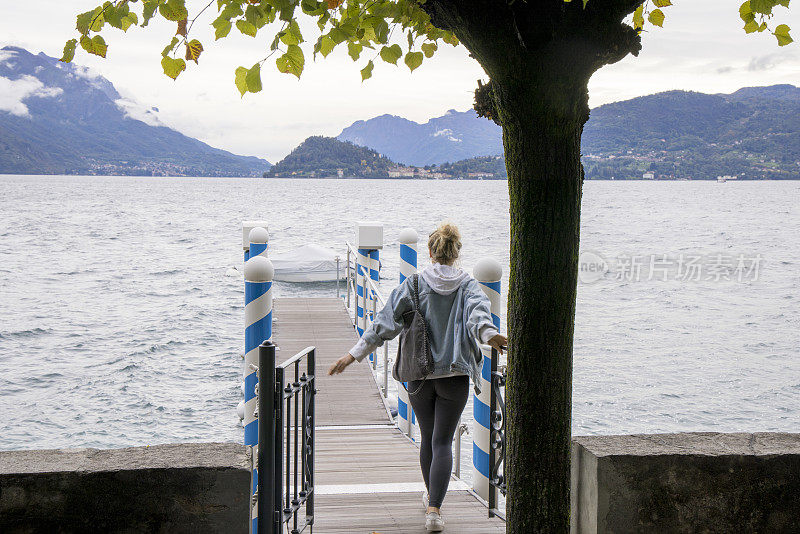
{"left": 270, "top": 244, "right": 345, "bottom": 282}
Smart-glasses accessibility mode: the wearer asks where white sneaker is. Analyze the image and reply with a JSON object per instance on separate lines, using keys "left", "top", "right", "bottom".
{"left": 422, "top": 491, "right": 429, "bottom": 510}
{"left": 425, "top": 511, "right": 445, "bottom": 532}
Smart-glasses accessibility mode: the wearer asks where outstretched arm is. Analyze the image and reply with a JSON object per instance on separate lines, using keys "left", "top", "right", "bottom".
{"left": 329, "top": 279, "right": 412, "bottom": 375}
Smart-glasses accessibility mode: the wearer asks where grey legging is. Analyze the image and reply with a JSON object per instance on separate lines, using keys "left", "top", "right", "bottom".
{"left": 407, "top": 375, "right": 469, "bottom": 509}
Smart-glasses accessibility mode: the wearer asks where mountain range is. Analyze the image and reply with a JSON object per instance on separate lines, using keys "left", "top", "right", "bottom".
{"left": 0, "top": 46, "right": 269, "bottom": 177}
{"left": 337, "top": 109, "right": 502, "bottom": 167}
{"left": 337, "top": 85, "right": 800, "bottom": 180}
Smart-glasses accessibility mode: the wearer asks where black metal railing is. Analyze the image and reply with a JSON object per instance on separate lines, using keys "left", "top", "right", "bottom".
{"left": 488, "top": 347, "right": 507, "bottom": 519}
{"left": 258, "top": 342, "right": 316, "bottom": 534}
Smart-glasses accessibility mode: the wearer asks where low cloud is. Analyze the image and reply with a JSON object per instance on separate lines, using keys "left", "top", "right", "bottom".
{"left": 716, "top": 66, "right": 734, "bottom": 74}
{"left": 0, "top": 49, "right": 17, "bottom": 65}
{"left": 433, "top": 128, "right": 462, "bottom": 142}
{"left": 0, "top": 74, "right": 62, "bottom": 117}
{"left": 116, "top": 98, "right": 163, "bottom": 127}
{"left": 747, "top": 53, "right": 795, "bottom": 72}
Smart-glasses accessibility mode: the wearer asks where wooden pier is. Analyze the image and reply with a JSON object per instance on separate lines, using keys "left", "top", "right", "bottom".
{"left": 273, "top": 298, "right": 505, "bottom": 533}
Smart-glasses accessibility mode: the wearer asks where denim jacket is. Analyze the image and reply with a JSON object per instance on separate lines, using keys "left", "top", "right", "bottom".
{"left": 349, "top": 270, "right": 498, "bottom": 394}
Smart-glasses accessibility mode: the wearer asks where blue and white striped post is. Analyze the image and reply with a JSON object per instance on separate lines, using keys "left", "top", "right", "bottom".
{"left": 355, "top": 222, "right": 383, "bottom": 364}
{"left": 397, "top": 228, "right": 418, "bottom": 438}
{"left": 243, "top": 247, "right": 274, "bottom": 534}
{"left": 472, "top": 258, "right": 502, "bottom": 501}
{"left": 249, "top": 226, "right": 269, "bottom": 259}
{"left": 242, "top": 220, "right": 269, "bottom": 261}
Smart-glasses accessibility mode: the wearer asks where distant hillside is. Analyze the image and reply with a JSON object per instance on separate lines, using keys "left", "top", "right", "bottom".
{"left": 581, "top": 85, "right": 800, "bottom": 180}
{"left": 264, "top": 136, "right": 393, "bottom": 178}
{"left": 0, "top": 46, "right": 270, "bottom": 176}
{"left": 337, "top": 85, "right": 800, "bottom": 180}
{"left": 437, "top": 155, "right": 507, "bottom": 179}
{"left": 337, "top": 109, "right": 502, "bottom": 167}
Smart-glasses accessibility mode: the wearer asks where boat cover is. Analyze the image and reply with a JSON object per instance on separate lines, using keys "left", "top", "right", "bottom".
{"left": 270, "top": 244, "right": 344, "bottom": 282}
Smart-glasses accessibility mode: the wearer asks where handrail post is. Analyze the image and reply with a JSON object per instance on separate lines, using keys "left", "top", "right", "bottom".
{"left": 371, "top": 293, "right": 377, "bottom": 371}
{"left": 355, "top": 222, "right": 383, "bottom": 365}
{"left": 383, "top": 343, "right": 388, "bottom": 397}
{"left": 453, "top": 422, "right": 468, "bottom": 478}
{"left": 335, "top": 256, "right": 340, "bottom": 299}
{"left": 306, "top": 348, "right": 316, "bottom": 525}
{"left": 274, "top": 365, "right": 285, "bottom": 533}
{"left": 346, "top": 246, "right": 351, "bottom": 310}
{"left": 472, "top": 258, "right": 503, "bottom": 503}
{"left": 243, "top": 232, "right": 274, "bottom": 534}
{"left": 257, "top": 342, "right": 276, "bottom": 534}
{"left": 397, "top": 228, "right": 419, "bottom": 438}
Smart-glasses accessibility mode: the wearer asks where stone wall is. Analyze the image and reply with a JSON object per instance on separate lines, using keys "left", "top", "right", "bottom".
{"left": 571, "top": 432, "right": 800, "bottom": 533}
{"left": 4, "top": 433, "right": 799, "bottom": 533}
{"left": 0, "top": 442, "right": 250, "bottom": 534}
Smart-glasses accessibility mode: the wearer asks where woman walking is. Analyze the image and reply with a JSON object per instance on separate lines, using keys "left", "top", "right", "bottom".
{"left": 328, "top": 222, "right": 507, "bottom": 532}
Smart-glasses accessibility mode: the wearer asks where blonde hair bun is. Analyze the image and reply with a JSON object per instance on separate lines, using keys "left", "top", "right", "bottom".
{"left": 428, "top": 222, "right": 462, "bottom": 265}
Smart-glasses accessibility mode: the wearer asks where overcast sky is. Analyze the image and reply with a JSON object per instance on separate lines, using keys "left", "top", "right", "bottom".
{"left": 1, "top": 1, "right": 798, "bottom": 162}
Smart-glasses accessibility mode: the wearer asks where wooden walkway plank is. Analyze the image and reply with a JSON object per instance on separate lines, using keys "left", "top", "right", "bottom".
{"left": 273, "top": 298, "right": 392, "bottom": 426}
{"left": 314, "top": 492, "right": 505, "bottom": 534}
{"left": 273, "top": 297, "right": 506, "bottom": 533}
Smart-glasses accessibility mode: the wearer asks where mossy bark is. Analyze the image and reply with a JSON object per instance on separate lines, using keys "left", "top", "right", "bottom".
{"left": 493, "top": 71, "right": 588, "bottom": 534}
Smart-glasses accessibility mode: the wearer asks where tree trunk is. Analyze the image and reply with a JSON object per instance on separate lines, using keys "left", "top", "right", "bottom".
{"left": 494, "top": 69, "right": 588, "bottom": 533}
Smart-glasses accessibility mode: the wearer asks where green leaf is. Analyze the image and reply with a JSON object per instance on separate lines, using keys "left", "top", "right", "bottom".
{"left": 288, "top": 20, "right": 304, "bottom": 43}
{"left": 739, "top": 1, "right": 755, "bottom": 22}
{"left": 750, "top": 0, "right": 774, "bottom": 15}
{"left": 142, "top": 0, "right": 160, "bottom": 27}
{"left": 744, "top": 19, "right": 760, "bottom": 33}
{"left": 379, "top": 44, "right": 402, "bottom": 65}
{"left": 185, "top": 39, "right": 203, "bottom": 63}
{"left": 442, "top": 32, "right": 459, "bottom": 46}
{"left": 653, "top": 0, "right": 672, "bottom": 6}
{"left": 276, "top": 44, "right": 304, "bottom": 78}
{"left": 236, "top": 19, "right": 257, "bottom": 37}
{"left": 161, "top": 56, "right": 186, "bottom": 80}
{"left": 305, "top": 0, "right": 327, "bottom": 15}
{"left": 404, "top": 51, "right": 423, "bottom": 72}
{"left": 360, "top": 59, "right": 374, "bottom": 81}
{"left": 329, "top": 27, "right": 349, "bottom": 44}
{"left": 60, "top": 39, "right": 78, "bottom": 63}
{"left": 421, "top": 42, "right": 437, "bottom": 58}
{"left": 632, "top": 5, "right": 644, "bottom": 30}
{"left": 120, "top": 12, "right": 138, "bottom": 32}
{"left": 347, "top": 41, "right": 362, "bottom": 60}
{"left": 159, "top": 0, "right": 188, "bottom": 21}
{"left": 214, "top": 20, "right": 232, "bottom": 40}
{"left": 648, "top": 9, "right": 665, "bottom": 27}
{"left": 80, "top": 35, "right": 108, "bottom": 58}
{"left": 407, "top": 30, "right": 414, "bottom": 49}
{"left": 162, "top": 36, "right": 179, "bottom": 57}
{"left": 76, "top": 10, "right": 94, "bottom": 34}
{"left": 246, "top": 63, "right": 262, "bottom": 92}
{"left": 774, "top": 23, "right": 793, "bottom": 45}
{"left": 245, "top": 5, "right": 262, "bottom": 27}
{"left": 77, "top": 7, "right": 105, "bottom": 34}
{"left": 318, "top": 35, "right": 336, "bottom": 57}
{"left": 235, "top": 66, "right": 248, "bottom": 96}
{"left": 105, "top": 4, "right": 122, "bottom": 29}
{"left": 278, "top": 0, "right": 296, "bottom": 21}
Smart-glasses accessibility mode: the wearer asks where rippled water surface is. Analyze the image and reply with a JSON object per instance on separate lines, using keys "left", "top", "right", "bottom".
{"left": 1, "top": 176, "right": 798, "bottom": 460}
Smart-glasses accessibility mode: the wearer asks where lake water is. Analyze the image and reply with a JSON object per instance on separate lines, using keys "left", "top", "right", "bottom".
{"left": 1, "top": 175, "right": 798, "bottom": 480}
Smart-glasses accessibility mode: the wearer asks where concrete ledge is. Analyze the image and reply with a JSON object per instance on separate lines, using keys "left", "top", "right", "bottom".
{"left": 0, "top": 442, "right": 250, "bottom": 534}
{"left": 571, "top": 432, "right": 800, "bottom": 533}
